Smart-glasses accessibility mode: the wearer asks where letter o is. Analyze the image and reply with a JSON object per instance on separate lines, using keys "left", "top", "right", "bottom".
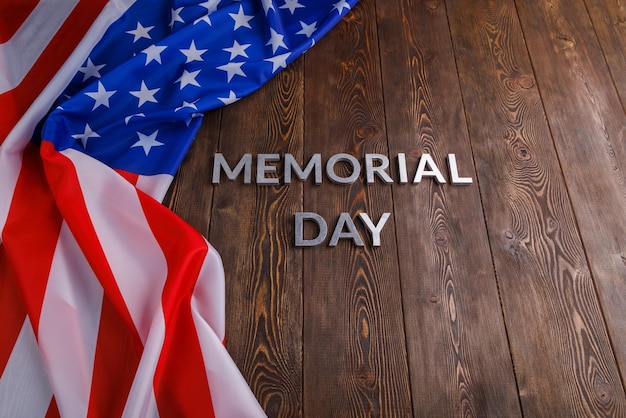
{"left": 326, "top": 153, "right": 361, "bottom": 184}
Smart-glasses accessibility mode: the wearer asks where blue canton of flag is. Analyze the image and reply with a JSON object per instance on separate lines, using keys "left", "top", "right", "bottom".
{"left": 38, "top": 0, "right": 357, "bottom": 178}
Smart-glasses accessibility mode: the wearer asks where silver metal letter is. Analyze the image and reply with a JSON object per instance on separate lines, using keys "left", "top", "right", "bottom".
{"left": 329, "top": 213, "right": 364, "bottom": 247}
{"left": 285, "top": 153, "right": 322, "bottom": 184}
{"left": 212, "top": 153, "right": 252, "bottom": 184}
{"left": 413, "top": 153, "right": 446, "bottom": 184}
{"left": 295, "top": 212, "right": 327, "bottom": 247}
{"left": 326, "top": 153, "right": 360, "bottom": 184}
{"left": 358, "top": 212, "right": 390, "bottom": 247}
{"left": 448, "top": 154, "right": 473, "bottom": 185}
{"left": 365, "top": 154, "right": 393, "bottom": 184}
{"left": 257, "top": 154, "right": 280, "bottom": 185}
{"left": 397, "top": 153, "right": 408, "bottom": 184}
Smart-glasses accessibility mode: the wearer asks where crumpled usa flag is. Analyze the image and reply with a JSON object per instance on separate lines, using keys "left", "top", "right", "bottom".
{"left": 0, "top": 0, "right": 357, "bottom": 416}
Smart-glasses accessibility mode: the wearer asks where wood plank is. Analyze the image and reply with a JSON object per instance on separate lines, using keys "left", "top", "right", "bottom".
{"left": 584, "top": 0, "right": 626, "bottom": 109}
{"left": 208, "top": 63, "right": 305, "bottom": 417}
{"left": 447, "top": 0, "right": 626, "bottom": 415}
{"left": 302, "top": 1, "right": 412, "bottom": 416}
{"left": 514, "top": 0, "right": 626, "bottom": 385}
{"left": 375, "top": 0, "right": 521, "bottom": 416}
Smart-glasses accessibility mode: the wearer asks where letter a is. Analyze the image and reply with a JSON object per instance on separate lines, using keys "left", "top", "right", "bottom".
{"left": 329, "top": 213, "right": 364, "bottom": 247}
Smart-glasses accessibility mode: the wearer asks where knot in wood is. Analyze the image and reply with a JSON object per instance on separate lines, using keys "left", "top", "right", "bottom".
{"left": 434, "top": 230, "right": 449, "bottom": 249}
{"left": 515, "top": 145, "right": 531, "bottom": 161}
{"left": 516, "top": 75, "right": 535, "bottom": 90}
{"left": 424, "top": 1, "right": 439, "bottom": 11}
{"left": 356, "top": 124, "right": 381, "bottom": 141}
{"left": 554, "top": 34, "right": 576, "bottom": 49}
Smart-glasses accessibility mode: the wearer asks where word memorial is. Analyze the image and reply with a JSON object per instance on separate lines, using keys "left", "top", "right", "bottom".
{"left": 212, "top": 152, "right": 474, "bottom": 247}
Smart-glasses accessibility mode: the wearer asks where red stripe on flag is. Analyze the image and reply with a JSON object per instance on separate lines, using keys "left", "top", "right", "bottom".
{"left": 140, "top": 193, "right": 216, "bottom": 418}
{"left": 39, "top": 141, "right": 144, "bottom": 416}
{"left": 1, "top": 143, "right": 62, "bottom": 332}
{"left": 87, "top": 296, "right": 143, "bottom": 418}
{"left": 45, "top": 397, "right": 60, "bottom": 418}
{"left": 0, "top": 1, "right": 39, "bottom": 43}
{"left": 115, "top": 168, "right": 140, "bottom": 186}
{"left": 40, "top": 141, "right": 140, "bottom": 343}
{"left": 0, "top": 0, "right": 108, "bottom": 143}
{"left": 0, "top": 244, "right": 27, "bottom": 377}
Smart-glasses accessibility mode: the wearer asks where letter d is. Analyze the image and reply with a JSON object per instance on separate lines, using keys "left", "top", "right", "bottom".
{"left": 295, "top": 212, "right": 328, "bottom": 247}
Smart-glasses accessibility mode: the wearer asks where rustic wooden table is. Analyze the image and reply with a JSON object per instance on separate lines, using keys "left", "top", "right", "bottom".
{"left": 166, "top": 0, "right": 626, "bottom": 415}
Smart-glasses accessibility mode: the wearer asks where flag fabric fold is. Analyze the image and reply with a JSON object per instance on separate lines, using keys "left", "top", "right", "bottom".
{"left": 0, "top": 0, "right": 357, "bottom": 416}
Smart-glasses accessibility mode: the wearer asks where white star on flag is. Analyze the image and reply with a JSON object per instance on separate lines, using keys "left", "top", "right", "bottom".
{"left": 200, "top": 0, "right": 221, "bottom": 13}
{"left": 333, "top": 0, "right": 351, "bottom": 14}
{"left": 78, "top": 58, "right": 105, "bottom": 81}
{"left": 85, "top": 81, "right": 116, "bottom": 110}
{"left": 181, "top": 40, "right": 208, "bottom": 63}
{"left": 266, "top": 28, "right": 287, "bottom": 53}
{"left": 126, "top": 21, "right": 153, "bottom": 42}
{"left": 223, "top": 40, "right": 251, "bottom": 60}
{"left": 176, "top": 69, "right": 202, "bottom": 89}
{"left": 129, "top": 81, "right": 160, "bottom": 107}
{"left": 196, "top": 0, "right": 221, "bottom": 24}
{"left": 142, "top": 44, "right": 167, "bottom": 65}
{"left": 296, "top": 21, "right": 318, "bottom": 37}
{"left": 175, "top": 100, "right": 199, "bottom": 112}
{"left": 170, "top": 7, "right": 185, "bottom": 28}
{"left": 218, "top": 90, "right": 240, "bottom": 105}
{"left": 71, "top": 124, "right": 100, "bottom": 148}
{"left": 229, "top": 5, "right": 254, "bottom": 30}
{"left": 262, "top": 0, "right": 276, "bottom": 15}
{"left": 265, "top": 52, "right": 291, "bottom": 73}
{"left": 131, "top": 130, "right": 163, "bottom": 155}
{"left": 281, "top": 0, "right": 305, "bottom": 14}
{"left": 217, "top": 61, "right": 246, "bottom": 82}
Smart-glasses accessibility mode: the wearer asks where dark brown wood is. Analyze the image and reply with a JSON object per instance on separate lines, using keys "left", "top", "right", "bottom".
{"left": 210, "top": 63, "right": 305, "bottom": 417}
{"left": 584, "top": 0, "right": 626, "bottom": 111}
{"left": 376, "top": 0, "right": 521, "bottom": 416}
{"left": 165, "top": 0, "right": 626, "bottom": 415}
{"left": 302, "top": 1, "right": 412, "bottom": 416}
{"left": 448, "top": 0, "right": 626, "bottom": 415}
{"left": 514, "top": 0, "right": 626, "bottom": 392}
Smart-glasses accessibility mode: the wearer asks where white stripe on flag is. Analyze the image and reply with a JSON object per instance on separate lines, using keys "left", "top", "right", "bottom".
{"left": 121, "top": 310, "right": 164, "bottom": 418}
{"left": 0, "top": 0, "right": 138, "bottom": 239}
{"left": 192, "top": 245, "right": 226, "bottom": 341}
{"left": 191, "top": 307, "right": 268, "bottom": 418}
{"left": 0, "top": 0, "right": 80, "bottom": 94}
{"left": 136, "top": 173, "right": 174, "bottom": 202}
{"left": 0, "top": 318, "right": 53, "bottom": 417}
{"left": 39, "top": 222, "right": 104, "bottom": 418}
{"left": 66, "top": 147, "right": 167, "bottom": 344}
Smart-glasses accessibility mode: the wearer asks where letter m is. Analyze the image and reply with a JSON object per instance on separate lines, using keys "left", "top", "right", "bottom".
{"left": 212, "top": 153, "right": 252, "bottom": 184}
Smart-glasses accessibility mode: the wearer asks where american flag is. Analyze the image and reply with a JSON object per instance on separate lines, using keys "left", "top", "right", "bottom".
{"left": 0, "top": 0, "right": 356, "bottom": 416}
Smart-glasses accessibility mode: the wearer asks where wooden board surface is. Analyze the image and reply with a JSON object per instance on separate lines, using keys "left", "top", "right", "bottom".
{"left": 165, "top": 0, "right": 626, "bottom": 415}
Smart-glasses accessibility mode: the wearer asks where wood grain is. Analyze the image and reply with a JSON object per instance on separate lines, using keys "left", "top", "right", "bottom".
{"left": 302, "top": 1, "right": 412, "bottom": 416}
{"left": 448, "top": 0, "right": 626, "bottom": 415}
{"left": 210, "top": 62, "right": 305, "bottom": 417}
{"left": 584, "top": 0, "right": 626, "bottom": 110}
{"left": 376, "top": 0, "right": 521, "bottom": 416}
{"left": 163, "top": 0, "right": 626, "bottom": 415}
{"left": 514, "top": 0, "right": 626, "bottom": 389}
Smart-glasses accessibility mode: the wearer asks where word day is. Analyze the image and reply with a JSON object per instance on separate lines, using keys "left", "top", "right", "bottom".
{"left": 295, "top": 212, "right": 390, "bottom": 247}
